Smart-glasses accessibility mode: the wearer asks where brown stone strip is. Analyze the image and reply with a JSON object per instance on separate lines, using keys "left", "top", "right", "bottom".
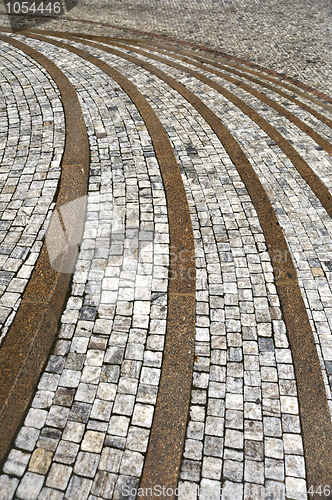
{"left": 0, "top": 34, "right": 90, "bottom": 466}
{"left": 18, "top": 33, "right": 196, "bottom": 499}
{"left": 68, "top": 36, "right": 332, "bottom": 224}
{"left": 31, "top": 31, "right": 332, "bottom": 156}
{"left": 14, "top": 14, "right": 332, "bottom": 105}
{"left": 38, "top": 34, "right": 332, "bottom": 497}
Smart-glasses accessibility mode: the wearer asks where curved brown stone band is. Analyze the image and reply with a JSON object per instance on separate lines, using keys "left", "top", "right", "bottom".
{"left": 0, "top": 34, "right": 90, "bottom": 466}
{"left": 26, "top": 28, "right": 332, "bottom": 221}
{"left": 155, "top": 44, "right": 332, "bottom": 120}
{"left": 42, "top": 33, "right": 332, "bottom": 496}
{"left": 23, "top": 24, "right": 332, "bottom": 114}
{"left": 1, "top": 29, "right": 332, "bottom": 498}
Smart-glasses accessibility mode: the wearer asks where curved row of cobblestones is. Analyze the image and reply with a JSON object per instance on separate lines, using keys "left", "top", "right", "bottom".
{"left": 1, "top": 28, "right": 332, "bottom": 500}
{"left": 0, "top": 40, "right": 64, "bottom": 341}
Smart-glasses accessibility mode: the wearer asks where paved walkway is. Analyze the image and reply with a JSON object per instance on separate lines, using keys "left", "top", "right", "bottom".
{"left": 1, "top": 2, "right": 332, "bottom": 500}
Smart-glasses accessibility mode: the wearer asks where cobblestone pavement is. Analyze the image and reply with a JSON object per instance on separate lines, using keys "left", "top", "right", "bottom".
{"left": 1, "top": 2, "right": 332, "bottom": 500}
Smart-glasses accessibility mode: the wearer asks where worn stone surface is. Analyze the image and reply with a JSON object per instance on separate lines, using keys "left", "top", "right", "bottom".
{"left": 1, "top": 3, "right": 332, "bottom": 498}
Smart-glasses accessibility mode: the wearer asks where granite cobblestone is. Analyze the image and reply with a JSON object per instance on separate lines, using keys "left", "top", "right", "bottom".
{"left": 0, "top": 40, "right": 65, "bottom": 342}
{"left": 69, "top": 41, "right": 310, "bottom": 498}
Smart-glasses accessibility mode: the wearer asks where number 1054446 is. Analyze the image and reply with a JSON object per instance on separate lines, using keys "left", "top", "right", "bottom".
{"left": 5, "top": 2, "right": 61, "bottom": 14}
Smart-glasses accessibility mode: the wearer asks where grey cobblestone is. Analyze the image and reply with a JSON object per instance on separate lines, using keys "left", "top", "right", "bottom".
{"left": 1, "top": 0, "right": 329, "bottom": 97}
{"left": 0, "top": 41, "right": 64, "bottom": 342}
